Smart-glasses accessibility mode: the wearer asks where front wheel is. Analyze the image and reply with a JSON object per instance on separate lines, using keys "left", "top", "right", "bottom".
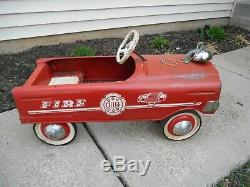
{"left": 33, "top": 123, "right": 77, "bottom": 146}
{"left": 161, "top": 110, "right": 201, "bottom": 141}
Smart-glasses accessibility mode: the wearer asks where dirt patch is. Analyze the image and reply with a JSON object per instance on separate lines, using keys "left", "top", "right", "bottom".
{"left": 0, "top": 25, "right": 249, "bottom": 113}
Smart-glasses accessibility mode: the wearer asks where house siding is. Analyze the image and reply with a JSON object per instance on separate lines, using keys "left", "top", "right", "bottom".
{"left": 0, "top": 0, "right": 234, "bottom": 41}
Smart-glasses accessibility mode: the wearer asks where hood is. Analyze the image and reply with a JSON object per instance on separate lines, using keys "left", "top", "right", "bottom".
{"left": 143, "top": 54, "right": 220, "bottom": 81}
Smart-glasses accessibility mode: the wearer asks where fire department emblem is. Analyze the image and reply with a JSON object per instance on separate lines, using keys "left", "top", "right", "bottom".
{"left": 100, "top": 93, "right": 126, "bottom": 116}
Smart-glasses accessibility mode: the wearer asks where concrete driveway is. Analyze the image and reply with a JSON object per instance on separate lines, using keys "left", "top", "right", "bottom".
{"left": 0, "top": 47, "right": 249, "bottom": 186}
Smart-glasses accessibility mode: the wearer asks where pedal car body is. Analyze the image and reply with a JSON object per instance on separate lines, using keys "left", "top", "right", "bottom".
{"left": 12, "top": 30, "right": 221, "bottom": 145}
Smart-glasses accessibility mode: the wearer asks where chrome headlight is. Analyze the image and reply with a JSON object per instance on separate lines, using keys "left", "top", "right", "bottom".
{"left": 203, "top": 101, "right": 219, "bottom": 113}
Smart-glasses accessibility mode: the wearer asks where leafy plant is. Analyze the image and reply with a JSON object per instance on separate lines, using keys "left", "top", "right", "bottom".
{"left": 206, "top": 26, "right": 227, "bottom": 41}
{"left": 198, "top": 25, "right": 210, "bottom": 41}
{"left": 200, "top": 27, "right": 205, "bottom": 42}
{"left": 71, "top": 46, "right": 96, "bottom": 56}
{"left": 235, "top": 34, "right": 249, "bottom": 45}
{"left": 150, "top": 36, "right": 170, "bottom": 49}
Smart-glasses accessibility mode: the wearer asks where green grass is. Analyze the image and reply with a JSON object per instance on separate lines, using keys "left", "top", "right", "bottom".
{"left": 206, "top": 26, "right": 227, "bottom": 41}
{"left": 150, "top": 36, "right": 170, "bottom": 49}
{"left": 71, "top": 46, "right": 96, "bottom": 56}
{"left": 213, "top": 160, "right": 250, "bottom": 187}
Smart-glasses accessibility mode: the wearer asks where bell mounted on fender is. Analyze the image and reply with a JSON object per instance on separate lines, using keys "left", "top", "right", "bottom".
{"left": 184, "top": 42, "right": 213, "bottom": 64}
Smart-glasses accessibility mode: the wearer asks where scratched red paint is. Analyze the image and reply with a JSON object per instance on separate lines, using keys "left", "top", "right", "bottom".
{"left": 12, "top": 53, "right": 221, "bottom": 124}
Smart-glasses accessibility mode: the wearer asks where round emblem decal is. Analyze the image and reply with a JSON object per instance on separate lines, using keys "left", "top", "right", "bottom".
{"left": 100, "top": 93, "right": 126, "bottom": 116}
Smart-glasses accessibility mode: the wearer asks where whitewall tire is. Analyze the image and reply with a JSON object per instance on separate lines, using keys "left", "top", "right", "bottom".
{"left": 33, "top": 123, "right": 77, "bottom": 146}
{"left": 162, "top": 110, "right": 201, "bottom": 141}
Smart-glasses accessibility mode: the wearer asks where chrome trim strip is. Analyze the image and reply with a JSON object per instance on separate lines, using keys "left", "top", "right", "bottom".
{"left": 28, "top": 102, "right": 202, "bottom": 115}
{"left": 188, "top": 92, "right": 215, "bottom": 96}
{"left": 28, "top": 107, "right": 101, "bottom": 114}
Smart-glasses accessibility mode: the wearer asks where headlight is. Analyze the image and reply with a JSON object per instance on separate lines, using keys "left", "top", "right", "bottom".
{"left": 203, "top": 101, "right": 219, "bottom": 113}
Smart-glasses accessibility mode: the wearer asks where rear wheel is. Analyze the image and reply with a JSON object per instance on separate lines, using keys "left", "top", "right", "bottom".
{"left": 161, "top": 110, "right": 201, "bottom": 141}
{"left": 33, "top": 123, "right": 77, "bottom": 146}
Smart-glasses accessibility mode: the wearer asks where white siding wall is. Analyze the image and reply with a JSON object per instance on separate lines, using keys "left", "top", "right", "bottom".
{"left": 0, "top": 0, "right": 234, "bottom": 41}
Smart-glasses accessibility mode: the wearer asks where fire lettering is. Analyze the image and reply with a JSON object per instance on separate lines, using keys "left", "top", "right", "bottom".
{"left": 53, "top": 100, "right": 61, "bottom": 108}
{"left": 74, "top": 99, "right": 86, "bottom": 107}
{"left": 40, "top": 99, "right": 86, "bottom": 109}
{"left": 62, "top": 100, "right": 74, "bottom": 108}
{"left": 41, "top": 101, "right": 52, "bottom": 109}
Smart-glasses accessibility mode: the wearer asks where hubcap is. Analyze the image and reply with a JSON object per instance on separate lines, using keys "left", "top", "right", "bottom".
{"left": 44, "top": 124, "right": 66, "bottom": 140}
{"left": 173, "top": 121, "right": 193, "bottom": 136}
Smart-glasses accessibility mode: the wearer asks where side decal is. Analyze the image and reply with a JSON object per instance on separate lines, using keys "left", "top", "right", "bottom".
{"left": 137, "top": 92, "right": 167, "bottom": 106}
{"left": 100, "top": 93, "right": 126, "bottom": 116}
{"left": 28, "top": 93, "right": 202, "bottom": 115}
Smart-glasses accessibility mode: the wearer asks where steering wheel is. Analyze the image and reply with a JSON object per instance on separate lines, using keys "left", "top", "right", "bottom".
{"left": 116, "top": 30, "right": 139, "bottom": 64}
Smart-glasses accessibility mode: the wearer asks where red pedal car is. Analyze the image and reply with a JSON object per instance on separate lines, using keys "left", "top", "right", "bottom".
{"left": 12, "top": 30, "right": 221, "bottom": 145}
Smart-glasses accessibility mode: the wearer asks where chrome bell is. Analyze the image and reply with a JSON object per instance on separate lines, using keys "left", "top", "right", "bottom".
{"left": 184, "top": 42, "right": 213, "bottom": 64}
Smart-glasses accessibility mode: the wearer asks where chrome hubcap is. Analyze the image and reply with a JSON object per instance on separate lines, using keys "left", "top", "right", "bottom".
{"left": 44, "top": 124, "right": 65, "bottom": 140}
{"left": 173, "top": 121, "right": 193, "bottom": 136}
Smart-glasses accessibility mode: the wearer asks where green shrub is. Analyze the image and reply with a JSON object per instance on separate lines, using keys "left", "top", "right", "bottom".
{"left": 150, "top": 36, "right": 170, "bottom": 49}
{"left": 206, "top": 26, "right": 227, "bottom": 41}
{"left": 71, "top": 46, "right": 96, "bottom": 56}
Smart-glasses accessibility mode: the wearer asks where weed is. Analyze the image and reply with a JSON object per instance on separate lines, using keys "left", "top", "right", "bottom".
{"left": 235, "top": 34, "right": 250, "bottom": 45}
{"left": 71, "top": 46, "right": 96, "bottom": 56}
{"left": 205, "top": 42, "right": 219, "bottom": 54}
{"left": 213, "top": 160, "right": 250, "bottom": 187}
{"left": 199, "top": 25, "right": 210, "bottom": 41}
{"left": 206, "top": 26, "right": 227, "bottom": 41}
{"left": 151, "top": 36, "right": 170, "bottom": 49}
